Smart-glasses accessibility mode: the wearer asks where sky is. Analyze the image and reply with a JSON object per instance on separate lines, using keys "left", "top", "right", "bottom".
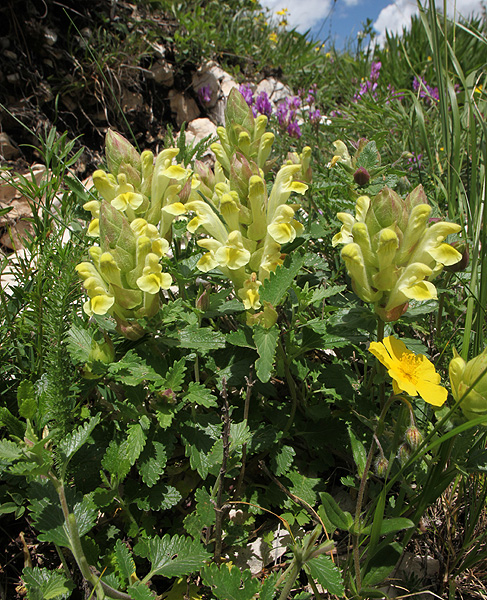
{"left": 259, "top": 0, "right": 485, "bottom": 47}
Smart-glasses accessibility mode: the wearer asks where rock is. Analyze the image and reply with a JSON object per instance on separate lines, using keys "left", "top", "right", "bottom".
{"left": 256, "top": 77, "right": 293, "bottom": 106}
{"left": 185, "top": 118, "right": 218, "bottom": 145}
{"left": 0, "top": 133, "right": 20, "bottom": 159}
{"left": 192, "top": 61, "right": 238, "bottom": 125}
{"left": 168, "top": 90, "right": 200, "bottom": 127}
{"left": 150, "top": 59, "right": 174, "bottom": 87}
{"left": 121, "top": 89, "right": 144, "bottom": 113}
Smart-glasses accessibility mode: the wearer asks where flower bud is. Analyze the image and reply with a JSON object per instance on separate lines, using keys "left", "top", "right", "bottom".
{"left": 354, "top": 167, "right": 370, "bottom": 186}
{"left": 196, "top": 288, "right": 210, "bottom": 312}
{"left": 397, "top": 443, "right": 411, "bottom": 466}
{"left": 375, "top": 456, "right": 389, "bottom": 478}
{"left": 82, "top": 336, "right": 115, "bottom": 379}
{"left": 404, "top": 425, "right": 422, "bottom": 451}
{"left": 449, "top": 348, "right": 487, "bottom": 421}
{"left": 105, "top": 129, "right": 141, "bottom": 177}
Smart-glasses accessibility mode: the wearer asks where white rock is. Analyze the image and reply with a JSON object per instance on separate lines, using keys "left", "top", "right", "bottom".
{"left": 150, "top": 59, "right": 174, "bottom": 87}
{"left": 256, "top": 77, "right": 293, "bottom": 106}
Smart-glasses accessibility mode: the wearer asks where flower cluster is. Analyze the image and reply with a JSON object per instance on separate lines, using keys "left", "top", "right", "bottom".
{"left": 77, "top": 130, "right": 193, "bottom": 338}
{"left": 413, "top": 75, "right": 439, "bottom": 104}
{"left": 449, "top": 348, "right": 487, "bottom": 421}
{"left": 354, "top": 61, "right": 381, "bottom": 101}
{"left": 333, "top": 177, "right": 463, "bottom": 322}
{"left": 187, "top": 88, "right": 311, "bottom": 325}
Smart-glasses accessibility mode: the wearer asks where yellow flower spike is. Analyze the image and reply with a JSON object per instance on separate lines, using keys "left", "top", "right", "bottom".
{"left": 196, "top": 238, "right": 222, "bottom": 273}
{"left": 331, "top": 140, "right": 352, "bottom": 168}
{"left": 163, "top": 202, "right": 187, "bottom": 216}
{"left": 332, "top": 213, "right": 355, "bottom": 246}
{"left": 376, "top": 228, "right": 399, "bottom": 270}
{"left": 112, "top": 192, "right": 144, "bottom": 212}
{"left": 408, "top": 221, "right": 462, "bottom": 266}
{"left": 87, "top": 219, "right": 100, "bottom": 237}
{"left": 151, "top": 237, "right": 170, "bottom": 257}
{"left": 341, "top": 243, "right": 382, "bottom": 303}
{"left": 214, "top": 231, "right": 251, "bottom": 270}
{"left": 238, "top": 131, "right": 251, "bottom": 156}
{"left": 85, "top": 294, "right": 115, "bottom": 316}
{"left": 267, "top": 205, "right": 301, "bottom": 244}
{"left": 351, "top": 222, "right": 375, "bottom": 267}
{"left": 99, "top": 252, "right": 122, "bottom": 286}
{"left": 385, "top": 262, "right": 436, "bottom": 310}
{"left": 93, "top": 170, "right": 118, "bottom": 202}
{"left": 185, "top": 201, "right": 229, "bottom": 242}
{"left": 369, "top": 335, "right": 447, "bottom": 407}
{"left": 257, "top": 132, "right": 275, "bottom": 169}
{"left": 162, "top": 164, "right": 188, "bottom": 180}
{"left": 220, "top": 193, "right": 241, "bottom": 232}
{"left": 395, "top": 204, "right": 431, "bottom": 263}
{"left": 238, "top": 273, "right": 262, "bottom": 310}
{"left": 269, "top": 32, "right": 278, "bottom": 43}
{"left": 89, "top": 246, "right": 102, "bottom": 267}
{"left": 83, "top": 200, "right": 101, "bottom": 217}
{"left": 254, "top": 115, "right": 269, "bottom": 142}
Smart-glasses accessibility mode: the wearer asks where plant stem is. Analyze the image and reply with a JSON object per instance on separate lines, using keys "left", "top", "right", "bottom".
{"left": 278, "top": 340, "right": 299, "bottom": 438}
{"left": 277, "top": 561, "right": 301, "bottom": 600}
{"left": 214, "top": 378, "right": 231, "bottom": 562}
{"left": 235, "top": 373, "right": 254, "bottom": 498}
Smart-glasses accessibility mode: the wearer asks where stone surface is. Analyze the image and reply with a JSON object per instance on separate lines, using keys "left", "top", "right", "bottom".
{"left": 168, "top": 90, "right": 200, "bottom": 127}
{"left": 0, "top": 132, "right": 20, "bottom": 159}
{"left": 192, "top": 61, "right": 238, "bottom": 125}
{"left": 150, "top": 59, "right": 174, "bottom": 87}
{"left": 256, "top": 77, "right": 293, "bottom": 106}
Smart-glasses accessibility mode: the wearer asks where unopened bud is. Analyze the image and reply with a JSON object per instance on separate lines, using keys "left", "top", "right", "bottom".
{"left": 405, "top": 426, "right": 422, "bottom": 451}
{"left": 354, "top": 167, "right": 370, "bottom": 186}
{"left": 375, "top": 456, "right": 389, "bottom": 478}
{"left": 196, "top": 288, "right": 210, "bottom": 311}
{"left": 397, "top": 443, "right": 411, "bottom": 466}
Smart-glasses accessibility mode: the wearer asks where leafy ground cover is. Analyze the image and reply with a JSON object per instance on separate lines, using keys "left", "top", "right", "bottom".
{"left": 1, "top": 0, "right": 487, "bottom": 598}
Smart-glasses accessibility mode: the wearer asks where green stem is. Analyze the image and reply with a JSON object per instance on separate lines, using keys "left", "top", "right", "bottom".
{"left": 278, "top": 341, "right": 299, "bottom": 438}
{"left": 277, "top": 561, "right": 301, "bottom": 600}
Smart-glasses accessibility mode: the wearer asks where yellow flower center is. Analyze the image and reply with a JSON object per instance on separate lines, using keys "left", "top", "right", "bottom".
{"left": 397, "top": 353, "right": 421, "bottom": 383}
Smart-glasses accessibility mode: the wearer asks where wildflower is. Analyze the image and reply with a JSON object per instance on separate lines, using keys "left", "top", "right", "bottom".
{"left": 197, "top": 85, "right": 212, "bottom": 104}
{"left": 269, "top": 32, "right": 278, "bottom": 43}
{"left": 287, "top": 120, "right": 302, "bottom": 138}
{"left": 370, "top": 61, "right": 382, "bottom": 82}
{"left": 255, "top": 91, "right": 272, "bottom": 116}
{"left": 277, "top": 7, "right": 288, "bottom": 15}
{"left": 449, "top": 348, "right": 487, "bottom": 421}
{"left": 369, "top": 336, "right": 447, "bottom": 406}
{"left": 309, "top": 108, "right": 321, "bottom": 124}
{"left": 239, "top": 84, "right": 254, "bottom": 108}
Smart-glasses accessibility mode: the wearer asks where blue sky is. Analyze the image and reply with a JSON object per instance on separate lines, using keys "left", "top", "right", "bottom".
{"left": 259, "top": 0, "right": 485, "bottom": 48}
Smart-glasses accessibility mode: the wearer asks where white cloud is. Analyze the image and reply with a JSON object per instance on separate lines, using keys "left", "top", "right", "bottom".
{"left": 374, "top": 0, "right": 485, "bottom": 45}
{"left": 259, "top": 0, "right": 333, "bottom": 32}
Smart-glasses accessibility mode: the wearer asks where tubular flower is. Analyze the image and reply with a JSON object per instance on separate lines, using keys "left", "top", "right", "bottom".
{"left": 333, "top": 184, "right": 462, "bottom": 321}
{"left": 449, "top": 348, "right": 487, "bottom": 421}
{"left": 369, "top": 336, "right": 447, "bottom": 407}
{"left": 187, "top": 88, "right": 310, "bottom": 324}
{"left": 77, "top": 130, "right": 193, "bottom": 338}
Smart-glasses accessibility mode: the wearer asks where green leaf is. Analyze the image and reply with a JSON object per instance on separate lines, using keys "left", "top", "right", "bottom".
{"left": 138, "top": 430, "right": 173, "bottom": 487}
{"left": 253, "top": 325, "right": 279, "bottom": 383}
{"left": 286, "top": 471, "right": 320, "bottom": 506}
{"left": 259, "top": 572, "right": 278, "bottom": 600}
{"left": 306, "top": 555, "right": 345, "bottom": 596}
{"left": 348, "top": 428, "right": 367, "bottom": 478}
{"left": 127, "top": 582, "right": 156, "bottom": 599}
{"left": 183, "top": 382, "right": 218, "bottom": 407}
{"left": 22, "top": 566, "right": 74, "bottom": 599}
{"left": 226, "top": 328, "right": 255, "bottom": 349}
{"left": 230, "top": 421, "right": 252, "bottom": 452}
{"left": 181, "top": 420, "right": 221, "bottom": 479}
{"left": 0, "top": 439, "right": 22, "bottom": 461}
{"left": 260, "top": 252, "right": 305, "bottom": 306}
{"left": 65, "top": 326, "right": 93, "bottom": 364}
{"left": 102, "top": 438, "right": 132, "bottom": 481}
{"left": 361, "top": 518, "right": 415, "bottom": 536}
{"left": 109, "top": 350, "right": 164, "bottom": 386}
{"left": 178, "top": 326, "right": 226, "bottom": 352}
{"left": 29, "top": 482, "right": 97, "bottom": 547}
{"left": 202, "top": 563, "right": 260, "bottom": 600}
{"left": 160, "top": 357, "right": 187, "bottom": 393}
{"left": 184, "top": 487, "right": 216, "bottom": 539}
{"left": 114, "top": 539, "right": 136, "bottom": 587}
{"left": 137, "top": 534, "right": 209, "bottom": 580}
{"left": 319, "top": 492, "right": 354, "bottom": 532}
{"left": 17, "top": 380, "right": 37, "bottom": 420}
{"left": 126, "top": 423, "right": 147, "bottom": 465}
{"left": 0, "top": 407, "right": 25, "bottom": 438}
{"left": 271, "top": 445, "right": 296, "bottom": 476}
{"left": 362, "top": 542, "right": 402, "bottom": 587}
{"left": 57, "top": 414, "right": 101, "bottom": 465}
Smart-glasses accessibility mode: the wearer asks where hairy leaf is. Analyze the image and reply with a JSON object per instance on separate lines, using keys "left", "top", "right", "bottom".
{"left": 259, "top": 252, "right": 305, "bottom": 306}
{"left": 178, "top": 326, "right": 226, "bottom": 352}
{"left": 183, "top": 382, "right": 218, "bottom": 408}
{"left": 127, "top": 582, "right": 156, "bottom": 599}
{"left": 109, "top": 350, "right": 164, "bottom": 386}
{"left": 22, "top": 566, "right": 74, "bottom": 599}
{"left": 114, "top": 539, "right": 136, "bottom": 587}
{"left": 57, "top": 414, "right": 100, "bottom": 466}
{"left": 184, "top": 487, "right": 216, "bottom": 539}
{"left": 65, "top": 326, "right": 93, "bottom": 364}
{"left": 253, "top": 325, "right": 279, "bottom": 383}
{"left": 202, "top": 563, "right": 259, "bottom": 600}
{"left": 306, "top": 554, "right": 345, "bottom": 596}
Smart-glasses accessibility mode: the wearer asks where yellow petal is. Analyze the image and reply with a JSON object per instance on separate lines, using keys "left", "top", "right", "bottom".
{"left": 415, "top": 380, "right": 448, "bottom": 406}
{"left": 90, "top": 294, "right": 115, "bottom": 315}
{"left": 368, "top": 340, "right": 394, "bottom": 369}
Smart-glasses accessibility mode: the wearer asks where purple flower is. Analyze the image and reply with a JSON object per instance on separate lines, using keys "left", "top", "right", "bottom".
{"left": 197, "top": 85, "right": 212, "bottom": 104}
{"left": 309, "top": 108, "right": 321, "bottom": 123}
{"left": 287, "top": 120, "right": 302, "bottom": 138}
{"left": 370, "top": 61, "right": 382, "bottom": 82}
{"left": 255, "top": 91, "right": 272, "bottom": 116}
{"left": 413, "top": 76, "right": 439, "bottom": 104}
{"left": 407, "top": 152, "right": 423, "bottom": 171}
{"left": 277, "top": 101, "right": 289, "bottom": 126}
{"left": 239, "top": 84, "right": 254, "bottom": 107}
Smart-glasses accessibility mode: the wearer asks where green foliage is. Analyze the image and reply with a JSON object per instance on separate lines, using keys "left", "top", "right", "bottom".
{"left": 22, "top": 566, "right": 75, "bottom": 599}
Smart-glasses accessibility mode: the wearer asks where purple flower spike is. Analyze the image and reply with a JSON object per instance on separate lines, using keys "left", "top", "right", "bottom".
{"left": 239, "top": 84, "right": 254, "bottom": 107}
{"left": 287, "top": 120, "right": 302, "bottom": 138}
{"left": 255, "top": 91, "right": 272, "bottom": 116}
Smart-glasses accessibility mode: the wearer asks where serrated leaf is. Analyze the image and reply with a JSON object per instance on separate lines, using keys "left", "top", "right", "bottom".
{"left": 226, "top": 328, "right": 255, "bottom": 348}
{"left": 259, "top": 252, "right": 305, "bottom": 306}
{"left": 65, "top": 326, "right": 93, "bottom": 364}
{"left": 58, "top": 414, "right": 101, "bottom": 465}
{"left": 178, "top": 326, "right": 226, "bottom": 352}
{"left": 0, "top": 407, "right": 25, "bottom": 438}
{"left": 102, "top": 438, "right": 132, "bottom": 481}
{"left": 127, "top": 582, "right": 156, "bottom": 599}
{"left": 184, "top": 487, "right": 216, "bottom": 539}
{"left": 230, "top": 421, "right": 252, "bottom": 451}
{"left": 181, "top": 421, "right": 221, "bottom": 479}
{"left": 0, "top": 439, "right": 23, "bottom": 461}
{"left": 161, "top": 357, "right": 187, "bottom": 392}
{"left": 29, "top": 482, "right": 97, "bottom": 547}
{"left": 286, "top": 471, "right": 320, "bottom": 506}
{"left": 126, "top": 423, "right": 147, "bottom": 465}
{"left": 131, "top": 482, "right": 181, "bottom": 512}
{"left": 109, "top": 350, "right": 164, "bottom": 386}
{"left": 22, "top": 566, "right": 74, "bottom": 599}
{"left": 140, "top": 534, "right": 209, "bottom": 579}
{"left": 259, "top": 572, "right": 278, "bottom": 600}
{"left": 307, "top": 555, "right": 345, "bottom": 596}
{"left": 202, "top": 563, "right": 259, "bottom": 600}
{"left": 253, "top": 325, "right": 279, "bottom": 383}
{"left": 17, "top": 380, "right": 37, "bottom": 420}
{"left": 184, "top": 382, "right": 218, "bottom": 407}
{"left": 114, "top": 539, "right": 136, "bottom": 586}
{"left": 271, "top": 445, "right": 296, "bottom": 476}
{"left": 138, "top": 431, "right": 173, "bottom": 487}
